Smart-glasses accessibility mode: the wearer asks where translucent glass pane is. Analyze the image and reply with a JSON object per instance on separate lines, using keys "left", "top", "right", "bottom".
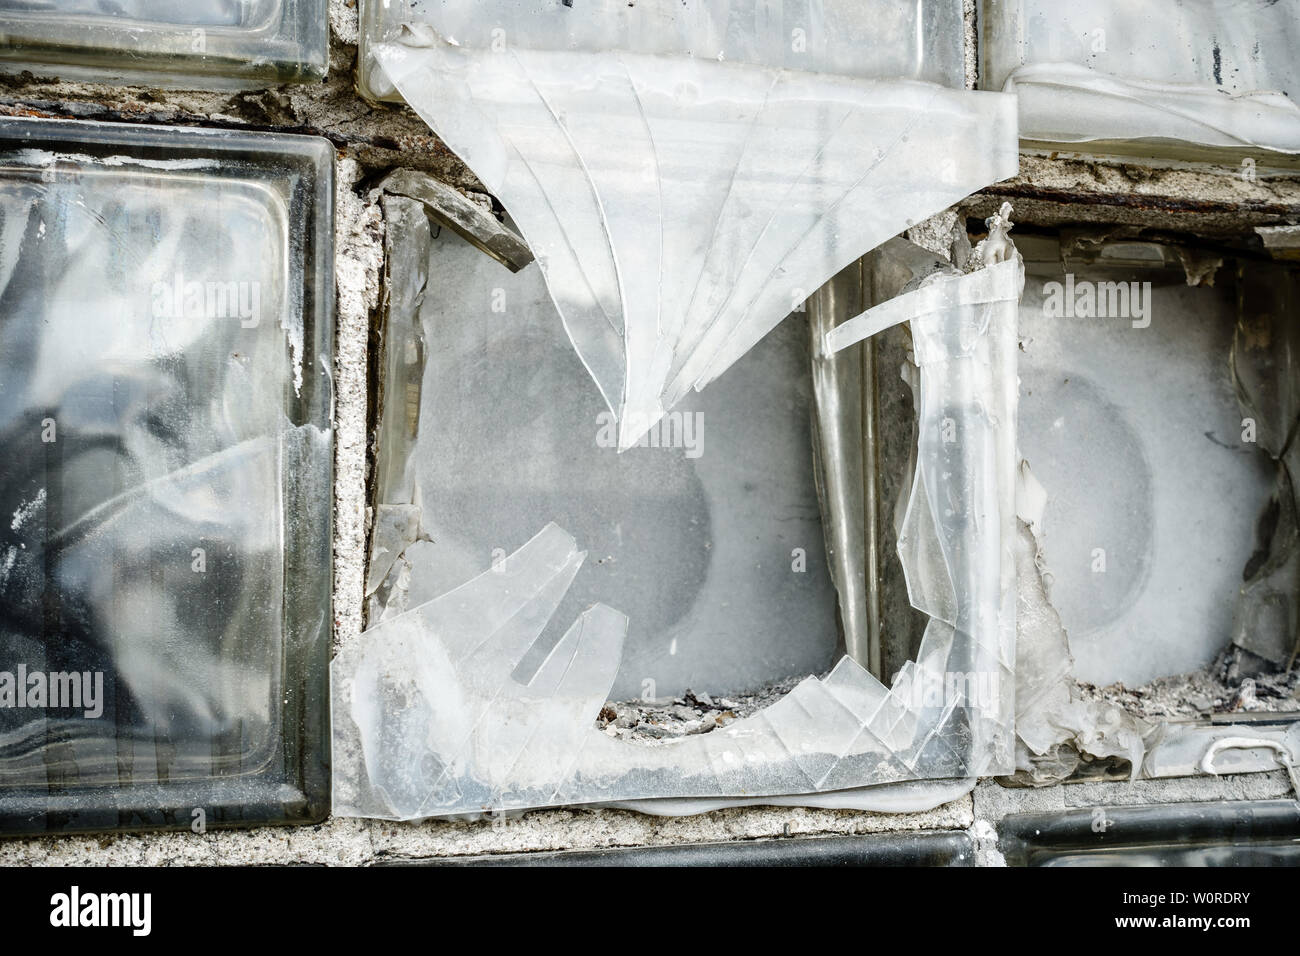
{"left": 0, "top": 0, "right": 280, "bottom": 28}
{"left": 333, "top": 205, "right": 1021, "bottom": 820}
{"left": 0, "top": 0, "right": 327, "bottom": 85}
{"left": 0, "top": 118, "right": 334, "bottom": 835}
{"left": 360, "top": 0, "right": 968, "bottom": 103}
{"left": 1016, "top": 236, "right": 1280, "bottom": 685}
{"left": 370, "top": 202, "right": 841, "bottom": 700}
{"left": 362, "top": 0, "right": 1016, "bottom": 450}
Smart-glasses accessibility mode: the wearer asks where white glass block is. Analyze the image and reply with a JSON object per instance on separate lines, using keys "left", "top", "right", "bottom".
{"left": 359, "top": 0, "right": 1016, "bottom": 450}
{"left": 0, "top": 0, "right": 328, "bottom": 86}
{"left": 0, "top": 118, "right": 334, "bottom": 836}
{"left": 980, "top": 0, "right": 1300, "bottom": 156}
{"left": 1016, "top": 236, "right": 1281, "bottom": 685}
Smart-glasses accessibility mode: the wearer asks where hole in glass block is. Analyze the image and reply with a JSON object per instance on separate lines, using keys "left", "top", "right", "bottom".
{"left": 370, "top": 195, "right": 841, "bottom": 703}
{"left": 0, "top": 118, "right": 333, "bottom": 836}
{"left": 336, "top": 195, "right": 1020, "bottom": 820}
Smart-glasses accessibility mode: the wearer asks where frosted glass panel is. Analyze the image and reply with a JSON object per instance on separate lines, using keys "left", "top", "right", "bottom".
{"left": 1016, "top": 237, "right": 1279, "bottom": 684}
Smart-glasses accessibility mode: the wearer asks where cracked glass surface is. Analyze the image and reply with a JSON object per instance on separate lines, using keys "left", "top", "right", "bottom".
{"left": 980, "top": 0, "right": 1300, "bottom": 156}
{"left": 360, "top": 0, "right": 1017, "bottom": 448}
{"left": 0, "top": 0, "right": 327, "bottom": 85}
{"left": 0, "top": 118, "right": 334, "bottom": 835}
{"left": 336, "top": 208, "right": 1022, "bottom": 819}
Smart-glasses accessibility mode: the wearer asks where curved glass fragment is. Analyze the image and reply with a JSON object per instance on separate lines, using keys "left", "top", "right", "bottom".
{"left": 364, "top": 0, "right": 1018, "bottom": 448}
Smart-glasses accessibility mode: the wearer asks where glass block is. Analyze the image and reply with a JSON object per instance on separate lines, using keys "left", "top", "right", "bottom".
{"left": 369, "top": 196, "right": 841, "bottom": 701}
{"left": 0, "top": 117, "right": 334, "bottom": 836}
{"left": 1015, "top": 233, "right": 1295, "bottom": 686}
{"left": 980, "top": 0, "right": 1300, "bottom": 160}
{"left": 0, "top": 0, "right": 328, "bottom": 87}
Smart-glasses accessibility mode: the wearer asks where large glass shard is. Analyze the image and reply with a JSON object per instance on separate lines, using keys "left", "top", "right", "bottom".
{"left": 0, "top": 0, "right": 328, "bottom": 86}
{"left": 0, "top": 118, "right": 334, "bottom": 835}
{"left": 337, "top": 204, "right": 1020, "bottom": 820}
{"left": 361, "top": 0, "right": 1017, "bottom": 449}
{"left": 980, "top": 0, "right": 1300, "bottom": 157}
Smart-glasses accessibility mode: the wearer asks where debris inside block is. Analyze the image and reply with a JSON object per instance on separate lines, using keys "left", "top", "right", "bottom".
{"left": 595, "top": 676, "right": 815, "bottom": 744}
{"left": 1077, "top": 664, "right": 1300, "bottom": 721}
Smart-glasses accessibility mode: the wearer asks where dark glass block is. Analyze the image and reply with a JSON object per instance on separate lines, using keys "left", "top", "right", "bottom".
{"left": 0, "top": 117, "right": 334, "bottom": 836}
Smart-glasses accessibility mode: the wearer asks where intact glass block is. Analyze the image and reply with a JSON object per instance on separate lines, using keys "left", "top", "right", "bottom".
{"left": 0, "top": 117, "right": 334, "bottom": 835}
{"left": 980, "top": 0, "right": 1300, "bottom": 160}
{"left": 0, "top": 0, "right": 328, "bottom": 87}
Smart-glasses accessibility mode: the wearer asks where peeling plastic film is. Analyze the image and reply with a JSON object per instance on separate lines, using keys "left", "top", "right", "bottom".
{"left": 361, "top": 0, "right": 1017, "bottom": 448}
{"left": 980, "top": 0, "right": 1300, "bottom": 156}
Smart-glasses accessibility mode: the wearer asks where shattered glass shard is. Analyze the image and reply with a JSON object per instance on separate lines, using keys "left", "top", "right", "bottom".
{"left": 366, "top": 0, "right": 1017, "bottom": 448}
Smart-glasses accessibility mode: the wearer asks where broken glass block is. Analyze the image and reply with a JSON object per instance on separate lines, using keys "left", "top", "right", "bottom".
{"left": 358, "top": 0, "right": 1017, "bottom": 450}
{"left": 0, "top": 117, "right": 334, "bottom": 835}
{"left": 980, "top": 0, "right": 1300, "bottom": 158}
{"left": 1015, "top": 233, "right": 1290, "bottom": 686}
{"left": 369, "top": 192, "right": 841, "bottom": 702}
{"left": 0, "top": 0, "right": 328, "bottom": 86}
{"left": 332, "top": 195, "right": 1021, "bottom": 821}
